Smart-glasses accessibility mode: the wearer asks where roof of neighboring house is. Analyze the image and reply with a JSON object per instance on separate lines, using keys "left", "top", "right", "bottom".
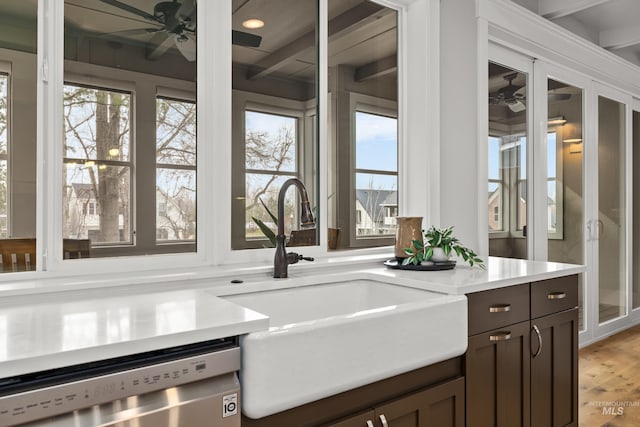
{"left": 71, "top": 183, "right": 95, "bottom": 199}
{"left": 355, "top": 189, "right": 397, "bottom": 221}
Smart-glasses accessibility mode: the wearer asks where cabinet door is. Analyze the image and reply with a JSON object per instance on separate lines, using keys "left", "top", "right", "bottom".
{"left": 374, "top": 377, "right": 464, "bottom": 427}
{"left": 531, "top": 308, "right": 578, "bottom": 427}
{"left": 325, "top": 410, "right": 375, "bottom": 427}
{"left": 466, "top": 321, "right": 531, "bottom": 427}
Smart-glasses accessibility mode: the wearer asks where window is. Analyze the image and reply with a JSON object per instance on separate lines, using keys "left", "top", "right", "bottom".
{"left": 488, "top": 136, "right": 502, "bottom": 232}
{"left": 547, "top": 131, "right": 563, "bottom": 239}
{"left": 354, "top": 111, "right": 398, "bottom": 238}
{"left": 487, "top": 135, "right": 526, "bottom": 235}
{"left": 63, "top": 84, "right": 132, "bottom": 245}
{"left": 0, "top": 73, "right": 7, "bottom": 238}
{"left": 243, "top": 110, "right": 298, "bottom": 243}
{"left": 156, "top": 97, "right": 196, "bottom": 243}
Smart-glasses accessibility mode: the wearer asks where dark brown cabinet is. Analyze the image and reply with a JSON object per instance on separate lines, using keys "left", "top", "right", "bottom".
{"left": 241, "top": 357, "right": 465, "bottom": 427}
{"left": 465, "top": 275, "right": 578, "bottom": 427}
{"left": 326, "top": 377, "right": 465, "bottom": 427}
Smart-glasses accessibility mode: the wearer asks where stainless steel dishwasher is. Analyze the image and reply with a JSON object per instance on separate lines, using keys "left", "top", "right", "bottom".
{"left": 0, "top": 337, "right": 241, "bottom": 426}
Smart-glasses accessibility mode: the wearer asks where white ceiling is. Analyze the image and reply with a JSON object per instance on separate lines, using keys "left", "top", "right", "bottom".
{"left": 511, "top": 0, "right": 640, "bottom": 67}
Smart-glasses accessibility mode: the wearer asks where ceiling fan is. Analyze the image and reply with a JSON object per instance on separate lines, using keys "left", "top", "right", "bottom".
{"left": 489, "top": 72, "right": 573, "bottom": 112}
{"left": 98, "top": 0, "right": 262, "bottom": 62}
{"left": 488, "top": 73, "right": 526, "bottom": 112}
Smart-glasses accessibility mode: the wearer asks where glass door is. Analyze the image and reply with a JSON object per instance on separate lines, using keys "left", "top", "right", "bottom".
{"left": 487, "top": 47, "right": 533, "bottom": 259}
{"left": 591, "top": 83, "right": 633, "bottom": 340}
{"left": 545, "top": 76, "right": 586, "bottom": 332}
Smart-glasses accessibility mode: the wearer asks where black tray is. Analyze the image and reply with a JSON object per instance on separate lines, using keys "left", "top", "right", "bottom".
{"left": 384, "top": 258, "right": 456, "bottom": 271}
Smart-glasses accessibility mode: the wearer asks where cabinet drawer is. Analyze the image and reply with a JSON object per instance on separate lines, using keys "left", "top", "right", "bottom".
{"left": 467, "top": 284, "right": 530, "bottom": 335}
{"left": 531, "top": 275, "right": 578, "bottom": 318}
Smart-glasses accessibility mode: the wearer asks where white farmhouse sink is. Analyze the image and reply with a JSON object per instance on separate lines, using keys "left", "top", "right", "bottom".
{"left": 222, "top": 279, "right": 467, "bottom": 419}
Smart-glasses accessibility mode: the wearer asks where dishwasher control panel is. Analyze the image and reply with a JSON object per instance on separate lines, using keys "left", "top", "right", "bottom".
{"left": 0, "top": 346, "right": 240, "bottom": 426}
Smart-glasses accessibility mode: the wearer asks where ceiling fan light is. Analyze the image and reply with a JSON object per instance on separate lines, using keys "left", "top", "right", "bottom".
{"left": 242, "top": 19, "right": 264, "bottom": 29}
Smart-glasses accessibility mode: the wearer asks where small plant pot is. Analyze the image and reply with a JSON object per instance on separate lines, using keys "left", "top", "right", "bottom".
{"left": 430, "top": 247, "right": 450, "bottom": 262}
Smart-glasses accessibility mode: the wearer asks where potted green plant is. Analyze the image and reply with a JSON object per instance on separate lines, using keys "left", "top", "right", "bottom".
{"left": 403, "top": 225, "right": 485, "bottom": 268}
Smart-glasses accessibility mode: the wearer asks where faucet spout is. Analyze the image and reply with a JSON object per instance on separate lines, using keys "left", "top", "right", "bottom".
{"left": 274, "top": 178, "right": 315, "bottom": 278}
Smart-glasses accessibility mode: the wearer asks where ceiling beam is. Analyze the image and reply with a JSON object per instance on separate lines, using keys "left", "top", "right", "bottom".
{"left": 538, "top": 0, "right": 611, "bottom": 20}
{"left": 354, "top": 54, "right": 397, "bottom": 82}
{"left": 600, "top": 23, "right": 640, "bottom": 50}
{"left": 247, "top": 2, "right": 389, "bottom": 80}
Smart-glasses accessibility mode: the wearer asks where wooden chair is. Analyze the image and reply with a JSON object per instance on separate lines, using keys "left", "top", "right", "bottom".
{"left": 0, "top": 238, "right": 36, "bottom": 272}
{"left": 63, "top": 238, "right": 91, "bottom": 259}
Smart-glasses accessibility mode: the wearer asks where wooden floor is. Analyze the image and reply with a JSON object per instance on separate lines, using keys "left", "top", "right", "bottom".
{"left": 580, "top": 325, "right": 640, "bottom": 426}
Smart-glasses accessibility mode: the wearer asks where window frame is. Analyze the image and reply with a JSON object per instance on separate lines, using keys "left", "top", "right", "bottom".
{"left": 62, "top": 80, "right": 135, "bottom": 247}
{"left": 0, "top": 65, "right": 10, "bottom": 239}
{"left": 348, "top": 93, "right": 398, "bottom": 249}
{"left": 231, "top": 90, "right": 310, "bottom": 250}
{"left": 547, "top": 128, "right": 564, "bottom": 240}
{"left": 155, "top": 94, "right": 197, "bottom": 245}
{"left": 27, "top": 0, "right": 438, "bottom": 281}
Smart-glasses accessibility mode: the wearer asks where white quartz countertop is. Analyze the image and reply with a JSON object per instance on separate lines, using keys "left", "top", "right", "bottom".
{"left": 353, "top": 256, "right": 585, "bottom": 295}
{"left": 0, "top": 288, "right": 268, "bottom": 378}
{"left": 0, "top": 256, "right": 584, "bottom": 379}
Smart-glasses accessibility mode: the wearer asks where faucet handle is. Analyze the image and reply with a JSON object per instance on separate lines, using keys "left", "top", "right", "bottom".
{"left": 286, "top": 252, "right": 314, "bottom": 265}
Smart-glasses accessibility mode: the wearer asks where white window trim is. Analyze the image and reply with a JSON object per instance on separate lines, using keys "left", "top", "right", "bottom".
{"left": 0, "top": 63, "right": 10, "bottom": 239}
{"left": 0, "top": 0, "right": 439, "bottom": 288}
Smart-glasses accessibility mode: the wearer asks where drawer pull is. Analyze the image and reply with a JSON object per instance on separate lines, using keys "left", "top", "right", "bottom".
{"left": 547, "top": 291, "right": 567, "bottom": 300}
{"left": 379, "top": 414, "right": 389, "bottom": 427}
{"left": 489, "top": 304, "right": 511, "bottom": 313}
{"left": 366, "top": 421, "right": 374, "bottom": 427}
{"left": 489, "top": 331, "right": 511, "bottom": 341}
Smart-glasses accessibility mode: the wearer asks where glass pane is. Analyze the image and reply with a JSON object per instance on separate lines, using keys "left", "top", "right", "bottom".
{"left": 156, "top": 168, "right": 196, "bottom": 242}
{"left": 231, "top": 0, "right": 317, "bottom": 250}
{"left": 245, "top": 111, "right": 297, "bottom": 173}
{"left": 355, "top": 112, "right": 397, "bottom": 172}
{"left": 488, "top": 182, "right": 502, "bottom": 231}
{"left": 329, "top": 0, "right": 398, "bottom": 249}
{"left": 598, "top": 96, "right": 626, "bottom": 323}
{"left": 64, "top": 85, "right": 131, "bottom": 161}
{"left": 65, "top": 0, "right": 197, "bottom": 257}
{"left": 245, "top": 174, "right": 298, "bottom": 244}
{"left": 546, "top": 79, "right": 583, "bottom": 331}
{"left": 156, "top": 98, "right": 196, "bottom": 166}
{"left": 63, "top": 164, "right": 131, "bottom": 244}
{"left": 488, "top": 62, "right": 528, "bottom": 259}
{"left": 355, "top": 173, "right": 397, "bottom": 237}
{"left": 0, "top": 1, "right": 37, "bottom": 271}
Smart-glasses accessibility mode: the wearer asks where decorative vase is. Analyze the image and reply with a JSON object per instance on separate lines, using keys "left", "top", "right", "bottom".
{"left": 430, "top": 247, "right": 451, "bottom": 262}
{"left": 394, "top": 216, "right": 423, "bottom": 260}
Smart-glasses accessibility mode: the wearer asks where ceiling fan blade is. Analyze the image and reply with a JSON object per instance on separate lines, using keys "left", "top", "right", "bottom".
{"left": 232, "top": 30, "right": 262, "bottom": 48}
{"left": 548, "top": 93, "right": 572, "bottom": 102}
{"left": 508, "top": 100, "right": 526, "bottom": 112}
{"left": 98, "top": 0, "right": 162, "bottom": 23}
{"left": 176, "top": 0, "right": 196, "bottom": 21}
{"left": 98, "top": 28, "right": 161, "bottom": 39}
{"left": 175, "top": 35, "right": 196, "bottom": 61}
{"left": 147, "top": 33, "right": 175, "bottom": 60}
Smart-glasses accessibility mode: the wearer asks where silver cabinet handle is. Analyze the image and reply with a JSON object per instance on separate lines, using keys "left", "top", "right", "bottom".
{"left": 547, "top": 291, "right": 566, "bottom": 300}
{"left": 489, "top": 304, "right": 511, "bottom": 313}
{"left": 379, "top": 414, "right": 389, "bottom": 427}
{"left": 366, "top": 421, "right": 374, "bottom": 427}
{"left": 532, "top": 325, "right": 542, "bottom": 358}
{"left": 489, "top": 331, "right": 511, "bottom": 341}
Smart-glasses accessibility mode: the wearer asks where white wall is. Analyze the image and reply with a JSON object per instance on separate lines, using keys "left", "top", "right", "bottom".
{"left": 439, "top": 0, "right": 483, "bottom": 252}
